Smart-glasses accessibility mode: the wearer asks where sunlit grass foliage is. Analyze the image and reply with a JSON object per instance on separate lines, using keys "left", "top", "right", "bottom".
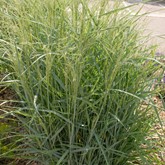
{"left": 0, "top": 0, "right": 161, "bottom": 164}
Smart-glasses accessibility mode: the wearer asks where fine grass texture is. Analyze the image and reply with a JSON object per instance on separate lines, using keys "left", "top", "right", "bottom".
{"left": 0, "top": 0, "right": 162, "bottom": 164}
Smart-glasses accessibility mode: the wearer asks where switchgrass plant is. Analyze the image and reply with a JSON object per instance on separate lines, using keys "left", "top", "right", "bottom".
{"left": 0, "top": 0, "right": 162, "bottom": 164}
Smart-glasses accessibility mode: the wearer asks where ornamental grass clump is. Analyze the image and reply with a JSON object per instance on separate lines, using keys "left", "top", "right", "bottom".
{"left": 0, "top": 0, "right": 161, "bottom": 164}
